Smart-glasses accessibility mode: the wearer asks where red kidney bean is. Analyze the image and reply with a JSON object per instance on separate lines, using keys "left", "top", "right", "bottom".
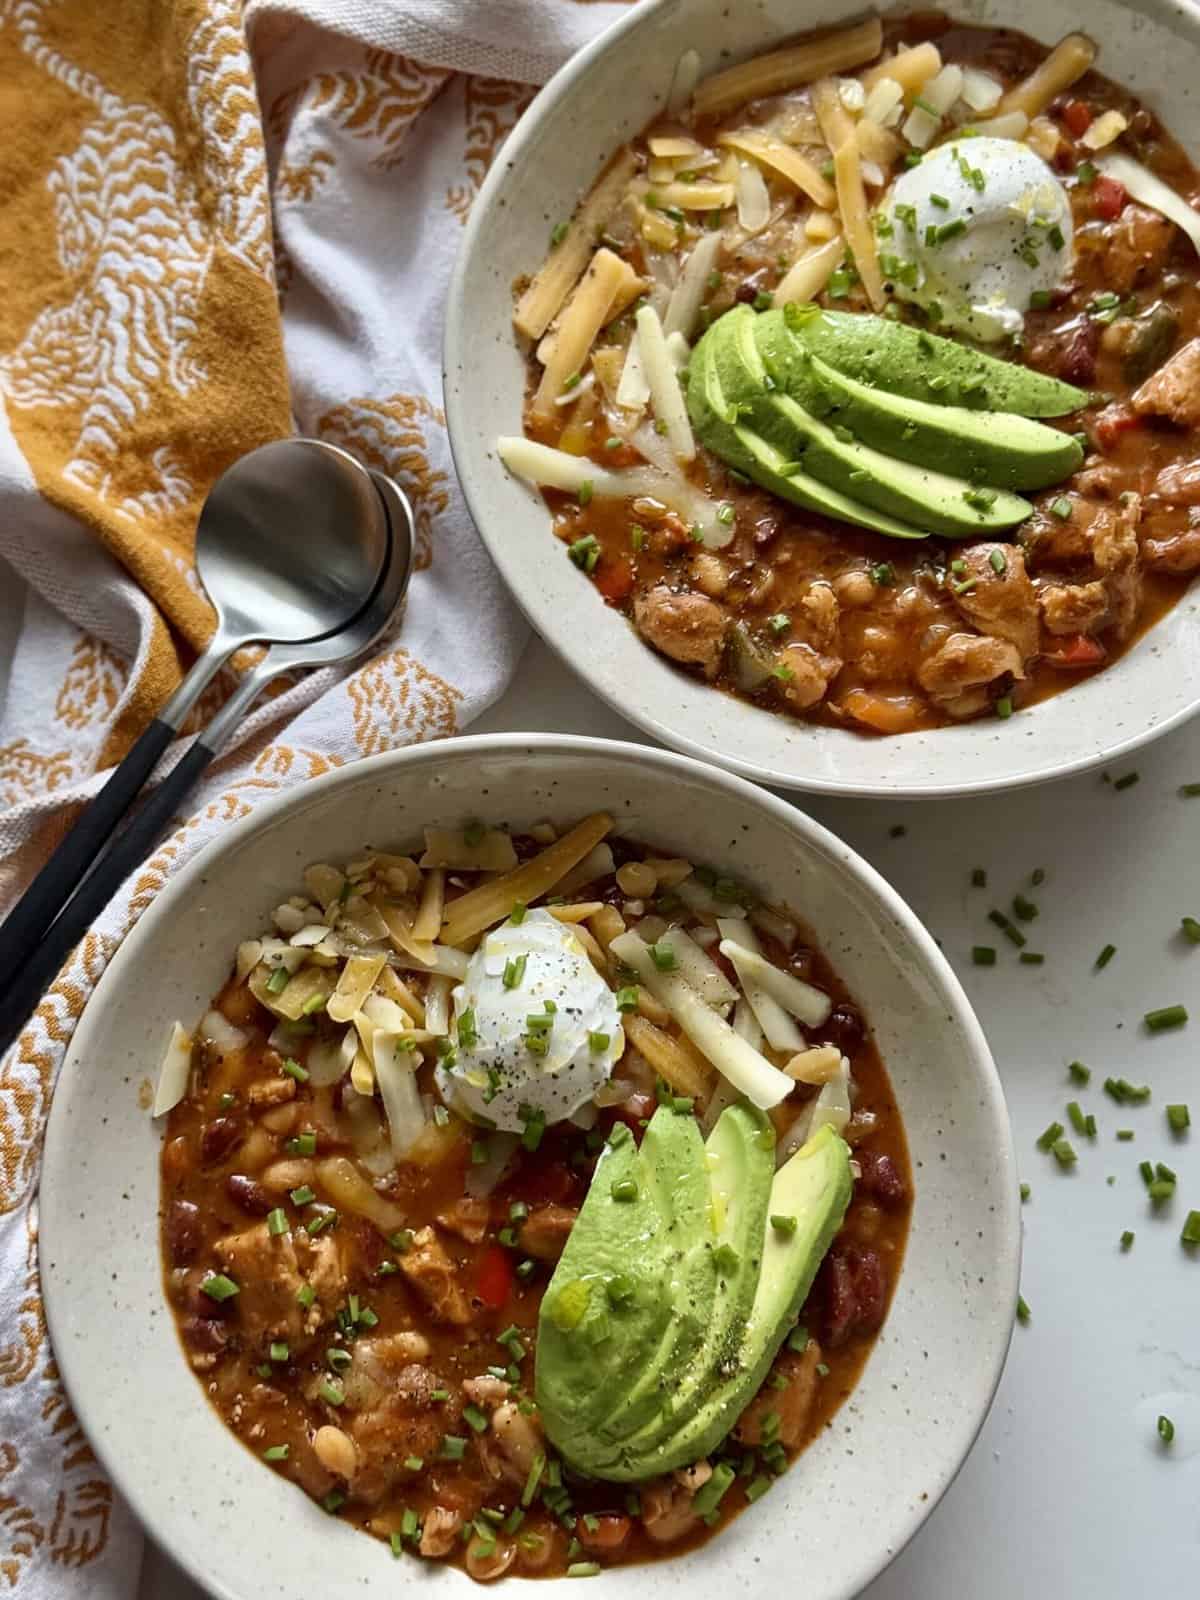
{"left": 225, "top": 1174, "right": 273, "bottom": 1216}
{"left": 199, "top": 1116, "right": 242, "bottom": 1166}
{"left": 821, "top": 1004, "right": 864, "bottom": 1056}
{"left": 165, "top": 1200, "right": 202, "bottom": 1266}
{"left": 853, "top": 1148, "right": 908, "bottom": 1209}
{"left": 182, "top": 1315, "right": 231, "bottom": 1355}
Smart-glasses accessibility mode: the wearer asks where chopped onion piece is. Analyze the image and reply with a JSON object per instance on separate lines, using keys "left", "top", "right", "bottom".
{"left": 236, "top": 939, "right": 262, "bottom": 981}
{"left": 960, "top": 67, "right": 1003, "bottom": 111}
{"left": 390, "top": 945, "right": 470, "bottom": 980}
{"left": 649, "top": 134, "right": 704, "bottom": 159}
{"left": 976, "top": 109, "right": 1029, "bottom": 139}
{"left": 361, "top": 993, "right": 412, "bottom": 1034}
{"left": 861, "top": 159, "right": 885, "bottom": 188}
{"left": 663, "top": 229, "right": 723, "bottom": 340}
{"left": 200, "top": 1010, "right": 247, "bottom": 1054}
{"left": 675, "top": 877, "right": 728, "bottom": 916}
{"left": 616, "top": 329, "right": 650, "bottom": 412}
{"left": 1082, "top": 109, "right": 1128, "bottom": 152}
{"left": 152, "top": 1022, "right": 193, "bottom": 1117}
{"left": 719, "top": 937, "right": 831, "bottom": 1027}
{"left": 307, "top": 1026, "right": 358, "bottom": 1087}
{"left": 553, "top": 371, "right": 596, "bottom": 407}
{"left": 373, "top": 1032, "right": 428, "bottom": 1158}
{"left": 423, "top": 975, "right": 453, "bottom": 1036}
{"left": 902, "top": 62, "right": 962, "bottom": 148}
{"left": 749, "top": 905, "right": 797, "bottom": 951}
{"left": 735, "top": 158, "right": 772, "bottom": 233}
{"left": 1096, "top": 153, "right": 1200, "bottom": 255}
{"left": 289, "top": 923, "right": 331, "bottom": 949}
{"left": 776, "top": 1059, "right": 852, "bottom": 1165}
{"left": 609, "top": 931, "right": 792, "bottom": 1109}
{"left": 659, "top": 925, "right": 739, "bottom": 1009}
{"left": 1025, "top": 116, "right": 1060, "bottom": 161}
{"left": 466, "top": 1132, "right": 521, "bottom": 1198}
{"left": 667, "top": 47, "right": 701, "bottom": 116}
{"left": 272, "top": 902, "right": 308, "bottom": 936}
{"left": 716, "top": 918, "right": 803, "bottom": 1050}
{"left": 863, "top": 76, "right": 903, "bottom": 124}
{"left": 784, "top": 1044, "right": 843, "bottom": 1084}
{"left": 837, "top": 76, "right": 866, "bottom": 111}
{"left": 690, "top": 924, "right": 719, "bottom": 949}
{"left": 635, "top": 304, "right": 695, "bottom": 462}
{"left": 328, "top": 953, "right": 387, "bottom": 1024}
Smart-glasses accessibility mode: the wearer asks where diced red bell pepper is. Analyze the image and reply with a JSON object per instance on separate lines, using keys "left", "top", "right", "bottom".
{"left": 595, "top": 555, "right": 635, "bottom": 604}
{"left": 1093, "top": 402, "right": 1141, "bottom": 451}
{"left": 1093, "top": 175, "right": 1128, "bottom": 220}
{"left": 476, "top": 1242, "right": 515, "bottom": 1309}
{"left": 1062, "top": 99, "right": 1093, "bottom": 137}
{"left": 1045, "top": 633, "right": 1107, "bottom": 669}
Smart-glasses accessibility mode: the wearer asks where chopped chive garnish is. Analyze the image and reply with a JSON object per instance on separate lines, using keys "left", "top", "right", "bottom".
{"left": 648, "top": 942, "right": 677, "bottom": 971}
{"left": 1117, "top": 1129, "right": 1134, "bottom": 1141}
{"left": 266, "top": 965, "right": 290, "bottom": 994}
{"left": 201, "top": 1274, "right": 239, "bottom": 1302}
{"left": 288, "top": 1131, "right": 317, "bottom": 1156}
{"left": 1068, "top": 1061, "right": 1091, "bottom": 1085}
{"left": 1145, "top": 1004, "right": 1188, "bottom": 1032}
{"left": 1182, "top": 917, "right": 1200, "bottom": 944}
{"left": 440, "top": 1434, "right": 467, "bottom": 1460}
{"left": 1181, "top": 1210, "right": 1200, "bottom": 1245}
{"left": 263, "top": 1444, "right": 289, "bottom": 1461}
{"left": 1020, "top": 951, "right": 1044, "bottom": 966}
{"left": 971, "top": 868, "right": 987, "bottom": 887}
{"left": 318, "top": 1379, "right": 345, "bottom": 1407}
{"left": 457, "top": 1008, "right": 478, "bottom": 1048}
{"left": 1037, "top": 1121, "right": 1065, "bottom": 1151}
{"left": 1012, "top": 894, "right": 1038, "bottom": 922}
{"left": 1120, "top": 1230, "right": 1135, "bottom": 1251}
{"left": 269, "top": 1341, "right": 289, "bottom": 1362}
{"left": 1016, "top": 1295, "right": 1031, "bottom": 1324}
{"left": 567, "top": 1564, "right": 602, "bottom": 1578}
{"left": 267, "top": 1208, "right": 289, "bottom": 1237}
{"left": 550, "top": 220, "right": 569, "bottom": 246}
{"left": 1158, "top": 1415, "right": 1176, "bottom": 1444}
{"left": 297, "top": 1283, "right": 316, "bottom": 1308}
{"left": 1180, "top": 783, "right": 1200, "bottom": 797}
{"left": 615, "top": 984, "right": 639, "bottom": 1012}
{"left": 611, "top": 1178, "right": 639, "bottom": 1202}
{"left": 1113, "top": 771, "right": 1140, "bottom": 792}
{"left": 994, "top": 696, "right": 1014, "bottom": 720}
{"left": 1052, "top": 1137, "right": 1077, "bottom": 1168}
{"left": 502, "top": 954, "right": 528, "bottom": 990}
{"left": 463, "top": 1404, "right": 489, "bottom": 1434}
{"left": 290, "top": 1185, "right": 316, "bottom": 1206}
{"left": 1067, "top": 1101, "right": 1088, "bottom": 1136}
{"left": 1167, "top": 1104, "right": 1191, "bottom": 1132}
{"left": 588, "top": 1031, "right": 610, "bottom": 1052}
{"left": 567, "top": 535, "right": 600, "bottom": 573}
{"left": 1105, "top": 1077, "right": 1151, "bottom": 1104}
{"left": 1049, "top": 496, "right": 1073, "bottom": 520}
{"left": 988, "top": 909, "right": 1025, "bottom": 948}
{"left": 281, "top": 1057, "right": 309, "bottom": 1083}
{"left": 1095, "top": 943, "right": 1116, "bottom": 970}
{"left": 972, "top": 946, "right": 996, "bottom": 966}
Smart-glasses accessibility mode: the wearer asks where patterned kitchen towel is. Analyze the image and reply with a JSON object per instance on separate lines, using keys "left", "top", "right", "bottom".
{"left": 0, "top": 0, "right": 629, "bottom": 1591}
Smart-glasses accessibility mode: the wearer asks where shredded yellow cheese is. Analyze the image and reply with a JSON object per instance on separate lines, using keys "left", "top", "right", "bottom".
{"left": 718, "top": 130, "right": 836, "bottom": 209}
{"left": 694, "top": 16, "right": 883, "bottom": 118}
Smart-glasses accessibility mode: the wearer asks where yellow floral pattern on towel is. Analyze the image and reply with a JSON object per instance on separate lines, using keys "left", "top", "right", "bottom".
{"left": 0, "top": 0, "right": 556, "bottom": 1588}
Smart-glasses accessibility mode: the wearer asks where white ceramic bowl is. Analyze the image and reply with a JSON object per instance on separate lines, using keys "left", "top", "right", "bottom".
{"left": 42, "top": 735, "right": 1018, "bottom": 1600}
{"left": 444, "top": 0, "right": 1200, "bottom": 798}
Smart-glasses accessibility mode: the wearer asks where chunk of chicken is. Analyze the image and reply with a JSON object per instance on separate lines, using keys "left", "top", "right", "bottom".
{"left": 778, "top": 641, "right": 843, "bottom": 710}
{"left": 346, "top": 1361, "right": 455, "bottom": 1504}
{"left": 793, "top": 581, "right": 840, "bottom": 654}
{"left": 212, "top": 1223, "right": 343, "bottom": 1349}
{"left": 951, "top": 544, "right": 1038, "bottom": 661}
{"left": 916, "top": 633, "right": 1022, "bottom": 703}
{"left": 1092, "top": 493, "right": 1142, "bottom": 639}
{"left": 640, "top": 1477, "right": 699, "bottom": 1544}
{"left": 517, "top": 1203, "right": 577, "bottom": 1262}
{"left": 1038, "top": 580, "right": 1109, "bottom": 636}
{"left": 420, "top": 1506, "right": 464, "bottom": 1558}
{"left": 398, "top": 1226, "right": 472, "bottom": 1325}
{"left": 1141, "top": 520, "right": 1200, "bottom": 574}
{"left": 489, "top": 1401, "right": 543, "bottom": 1484}
{"left": 462, "top": 1375, "right": 510, "bottom": 1406}
{"left": 689, "top": 551, "right": 731, "bottom": 598}
{"left": 1151, "top": 460, "right": 1200, "bottom": 506}
{"left": 247, "top": 1076, "right": 296, "bottom": 1108}
{"left": 1133, "top": 338, "right": 1200, "bottom": 428}
{"left": 436, "top": 1196, "right": 490, "bottom": 1244}
{"left": 633, "top": 585, "right": 728, "bottom": 678}
{"left": 735, "top": 1337, "right": 824, "bottom": 1448}
{"left": 1103, "top": 204, "right": 1177, "bottom": 293}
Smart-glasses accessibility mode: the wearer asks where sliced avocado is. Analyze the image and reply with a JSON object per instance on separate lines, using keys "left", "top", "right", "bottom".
{"left": 596, "top": 1124, "right": 852, "bottom": 1480}
{"left": 593, "top": 1103, "right": 775, "bottom": 1474}
{"left": 688, "top": 321, "right": 930, "bottom": 542}
{"left": 535, "top": 1126, "right": 672, "bottom": 1446}
{"left": 755, "top": 311, "right": 1084, "bottom": 491}
{"left": 707, "top": 306, "right": 1031, "bottom": 536}
{"left": 786, "top": 306, "right": 1088, "bottom": 417}
{"left": 592, "top": 1107, "right": 716, "bottom": 1445}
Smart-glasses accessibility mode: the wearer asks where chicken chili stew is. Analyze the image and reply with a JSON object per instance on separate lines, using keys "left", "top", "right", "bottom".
{"left": 157, "top": 814, "right": 911, "bottom": 1580}
{"left": 500, "top": 11, "right": 1200, "bottom": 736}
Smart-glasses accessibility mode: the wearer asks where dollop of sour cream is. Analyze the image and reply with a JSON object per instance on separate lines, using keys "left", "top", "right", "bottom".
{"left": 882, "top": 136, "right": 1075, "bottom": 342}
{"left": 438, "top": 909, "right": 623, "bottom": 1133}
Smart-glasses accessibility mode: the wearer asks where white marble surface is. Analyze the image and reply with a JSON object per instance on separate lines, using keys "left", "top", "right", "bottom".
{"left": 116, "top": 632, "right": 1198, "bottom": 1597}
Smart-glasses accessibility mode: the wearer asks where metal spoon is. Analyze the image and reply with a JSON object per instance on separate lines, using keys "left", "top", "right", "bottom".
{"left": 0, "top": 439, "right": 389, "bottom": 996}
{"left": 0, "top": 472, "right": 415, "bottom": 1057}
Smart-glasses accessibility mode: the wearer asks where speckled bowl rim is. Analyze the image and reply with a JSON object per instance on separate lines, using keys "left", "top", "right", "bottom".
{"left": 444, "top": 0, "right": 1200, "bottom": 799}
{"left": 41, "top": 734, "right": 1019, "bottom": 1600}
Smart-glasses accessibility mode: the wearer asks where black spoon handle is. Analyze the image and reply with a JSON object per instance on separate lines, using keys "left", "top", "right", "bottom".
{"left": 0, "top": 739, "right": 215, "bottom": 1059}
{"left": 0, "top": 717, "right": 177, "bottom": 996}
